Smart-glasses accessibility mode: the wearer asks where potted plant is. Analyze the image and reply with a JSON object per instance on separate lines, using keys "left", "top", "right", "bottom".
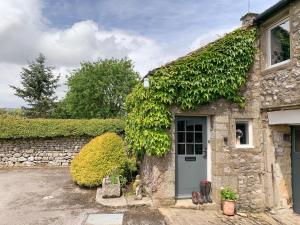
{"left": 221, "top": 187, "right": 237, "bottom": 216}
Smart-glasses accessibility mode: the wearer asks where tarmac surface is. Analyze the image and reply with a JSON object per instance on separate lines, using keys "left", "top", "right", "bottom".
{"left": 0, "top": 167, "right": 165, "bottom": 225}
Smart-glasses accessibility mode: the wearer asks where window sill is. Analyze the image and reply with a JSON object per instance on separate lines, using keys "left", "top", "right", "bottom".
{"left": 262, "top": 60, "right": 291, "bottom": 74}
{"left": 235, "top": 145, "right": 254, "bottom": 149}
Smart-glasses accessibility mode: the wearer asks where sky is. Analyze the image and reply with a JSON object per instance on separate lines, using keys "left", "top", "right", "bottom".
{"left": 0, "top": 0, "right": 278, "bottom": 108}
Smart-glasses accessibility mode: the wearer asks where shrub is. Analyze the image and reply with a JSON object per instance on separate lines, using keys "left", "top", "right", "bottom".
{"left": 70, "top": 132, "right": 132, "bottom": 187}
{"left": 0, "top": 118, "right": 124, "bottom": 139}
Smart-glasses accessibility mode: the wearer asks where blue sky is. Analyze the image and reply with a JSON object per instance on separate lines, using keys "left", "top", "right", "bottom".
{"left": 43, "top": 0, "right": 278, "bottom": 49}
{"left": 0, "top": 0, "right": 278, "bottom": 107}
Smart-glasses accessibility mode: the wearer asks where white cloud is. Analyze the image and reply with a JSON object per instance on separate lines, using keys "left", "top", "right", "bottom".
{"left": 0, "top": 0, "right": 174, "bottom": 108}
{"left": 189, "top": 27, "right": 237, "bottom": 51}
{"left": 38, "top": 21, "right": 173, "bottom": 74}
{"left": 0, "top": 63, "right": 26, "bottom": 108}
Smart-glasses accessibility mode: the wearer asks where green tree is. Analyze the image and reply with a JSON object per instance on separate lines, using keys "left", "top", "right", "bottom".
{"left": 10, "top": 54, "right": 59, "bottom": 118}
{"left": 59, "top": 58, "right": 139, "bottom": 119}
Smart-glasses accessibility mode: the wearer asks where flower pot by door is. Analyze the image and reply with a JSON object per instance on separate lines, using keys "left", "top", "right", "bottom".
{"left": 223, "top": 200, "right": 235, "bottom": 216}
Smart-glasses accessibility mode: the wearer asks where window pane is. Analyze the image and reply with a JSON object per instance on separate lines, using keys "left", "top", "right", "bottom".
{"left": 177, "top": 121, "right": 185, "bottom": 131}
{"left": 195, "top": 133, "right": 202, "bottom": 143}
{"left": 186, "top": 132, "right": 194, "bottom": 143}
{"left": 236, "top": 122, "right": 249, "bottom": 145}
{"left": 186, "top": 144, "right": 194, "bottom": 155}
{"left": 270, "top": 20, "right": 290, "bottom": 65}
{"left": 195, "top": 144, "right": 203, "bottom": 154}
{"left": 186, "top": 121, "right": 194, "bottom": 131}
{"left": 177, "top": 132, "right": 185, "bottom": 143}
{"left": 178, "top": 144, "right": 185, "bottom": 155}
{"left": 195, "top": 124, "right": 202, "bottom": 131}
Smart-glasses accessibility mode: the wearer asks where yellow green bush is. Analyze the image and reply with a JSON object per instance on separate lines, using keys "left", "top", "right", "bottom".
{"left": 70, "top": 132, "right": 129, "bottom": 187}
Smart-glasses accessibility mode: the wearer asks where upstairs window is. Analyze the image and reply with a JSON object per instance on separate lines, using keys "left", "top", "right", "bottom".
{"left": 267, "top": 18, "right": 290, "bottom": 67}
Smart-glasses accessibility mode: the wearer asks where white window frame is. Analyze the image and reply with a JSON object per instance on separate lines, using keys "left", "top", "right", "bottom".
{"left": 235, "top": 120, "right": 253, "bottom": 149}
{"left": 266, "top": 17, "right": 290, "bottom": 69}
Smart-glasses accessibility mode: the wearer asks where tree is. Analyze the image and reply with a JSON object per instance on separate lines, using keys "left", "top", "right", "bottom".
{"left": 11, "top": 54, "right": 59, "bottom": 118}
{"left": 59, "top": 58, "right": 139, "bottom": 119}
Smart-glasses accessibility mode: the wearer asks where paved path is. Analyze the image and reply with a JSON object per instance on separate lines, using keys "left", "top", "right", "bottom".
{"left": 159, "top": 208, "right": 279, "bottom": 225}
{"left": 271, "top": 209, "right": 300, "bottom": 225}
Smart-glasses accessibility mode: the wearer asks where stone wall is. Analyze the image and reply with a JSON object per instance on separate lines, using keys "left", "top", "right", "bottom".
{"left": 0, "top": 137, "right": 90, "bottom": 166}
{"left": 260, "top": 0, "right": 300, "bottom": 108}
{"left": 259, "top": 0, "right": 300, "bottom": 211}
{"left": 270, "top": 125, "right": 293, "bottom": 209}
{"left": 141, "top": 151, "right": 175, "bottom": 206}
{"left": 262, "top": 118, "right": 293, "bottom": 210}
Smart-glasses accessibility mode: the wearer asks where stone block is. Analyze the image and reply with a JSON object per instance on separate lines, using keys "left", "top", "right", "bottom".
{"left": 28, "top": 156, "right": 34, "bottom": 162}
{"left": 18, "top": 157, "right": 26, "bottom": 162}
{"left": 13, "top": 153, "right": 21, "bottom": 158}
{"left": 102, "top": 177, "right": 121, "bottom": 198}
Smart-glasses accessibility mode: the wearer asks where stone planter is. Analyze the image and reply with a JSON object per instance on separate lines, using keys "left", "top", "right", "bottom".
{"left": 102, "top": 176, "right": 121, "bottom": 198}
{"left": 223, "top": 200, "right": 235, "bottom": 216}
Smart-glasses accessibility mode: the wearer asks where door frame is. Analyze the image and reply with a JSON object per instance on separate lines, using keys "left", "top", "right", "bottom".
{"left": 174, "top": 115, "right": 212, "bottom": 198}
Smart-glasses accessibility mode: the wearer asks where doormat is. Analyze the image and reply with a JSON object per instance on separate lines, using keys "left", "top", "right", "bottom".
{"left": 84, "top": 213, "right": 123, "bottom": 225}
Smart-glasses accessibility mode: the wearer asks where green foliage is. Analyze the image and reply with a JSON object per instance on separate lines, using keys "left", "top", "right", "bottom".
{"left": 10, "top": 54, "right": 59, "bottom": 118}
{"left": 125, "top": 28, "right": 257, "bottom": 156}
{"left": 221, "top": 187, "right": 238, "bottom": 201}
{"left": 108, "top": 155, "right": 138, "bottom": 188}
{"left": 109, "top": 174, "right": 120, "bottom": 185}
{"left": 0, "top": 118, "right": 124, "bottom": 139}
{"left": 70, "top": 132, "right": 134, "bottom": 187}
{"left": 0, "top": 108, "right": 24, "bottom": 119}
{"left": 56, "top": 58, "right": 139, "bottom": 119}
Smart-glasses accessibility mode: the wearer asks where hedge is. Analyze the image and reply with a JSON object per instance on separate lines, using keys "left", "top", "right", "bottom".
{"left": 0, "top": 118, "right": 125, "bottom": 139}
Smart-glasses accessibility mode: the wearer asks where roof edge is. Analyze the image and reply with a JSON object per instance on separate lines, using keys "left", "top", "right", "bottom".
{"left": 254, "top": 0, "right": 293, "bottom": 25}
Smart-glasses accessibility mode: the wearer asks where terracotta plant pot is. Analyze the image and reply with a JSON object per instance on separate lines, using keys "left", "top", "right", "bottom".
{"left": 223, "top": 200, "right": 235, "bottom": 216}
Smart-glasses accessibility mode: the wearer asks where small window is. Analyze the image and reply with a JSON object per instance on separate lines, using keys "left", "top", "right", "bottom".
{"left": 236, "top": 120, "right": 253, "bottom": 148}
{"left": 267, "top": 18, "right": 290, "bottom": 67}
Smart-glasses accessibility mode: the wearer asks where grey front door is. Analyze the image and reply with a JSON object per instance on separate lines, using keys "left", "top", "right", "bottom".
{"left": 292, "top": 126, "right": 300, "bottom": 214}
{"left": 175, "top": 117, "right": 207, "bottom": 198}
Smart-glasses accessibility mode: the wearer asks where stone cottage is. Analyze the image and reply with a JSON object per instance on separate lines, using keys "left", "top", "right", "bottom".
{"left": 140, "top": 0, "right": 300, "bottom": 213}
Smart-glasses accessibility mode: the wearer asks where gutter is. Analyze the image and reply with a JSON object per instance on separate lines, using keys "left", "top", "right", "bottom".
{"left": 254, "top": 0, "right": 293, "bottom": 25}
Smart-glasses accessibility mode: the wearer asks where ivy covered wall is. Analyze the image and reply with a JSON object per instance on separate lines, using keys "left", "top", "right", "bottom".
{"left": 125, "top": 28, "right": 257, "bottom": 157}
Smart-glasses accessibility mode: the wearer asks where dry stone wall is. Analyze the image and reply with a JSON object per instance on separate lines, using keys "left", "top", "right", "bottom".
{"left": 0, "top": 137, "right": 90, "bottom": 166}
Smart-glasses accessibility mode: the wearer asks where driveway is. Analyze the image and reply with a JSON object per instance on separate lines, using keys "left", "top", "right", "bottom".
{"left": 0, "top": 167, "right": 287, "bottom": 225}
{"left": 0, "top": 167, "right": 165, "bottom": 225}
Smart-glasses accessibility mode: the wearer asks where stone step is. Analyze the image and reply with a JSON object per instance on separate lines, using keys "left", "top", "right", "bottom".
{"left": 96, "top": 188, "right": 153, "bottom": 208}
{"left": 173, "top": 199, "right": 219, "bottom": 210}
